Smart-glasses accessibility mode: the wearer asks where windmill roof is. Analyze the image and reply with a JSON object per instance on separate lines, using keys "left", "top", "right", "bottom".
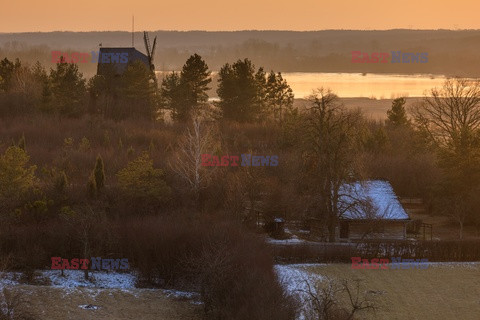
{"left": 96, "top": 47, "right": 149, "bottom": 75}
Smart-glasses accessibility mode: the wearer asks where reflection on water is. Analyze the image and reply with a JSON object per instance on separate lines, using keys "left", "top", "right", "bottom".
{"left": 281, "top": 73, "right": 448, "bottom": 99}
{"left": 156, "top": 71, "right": 450, "bottom": 99}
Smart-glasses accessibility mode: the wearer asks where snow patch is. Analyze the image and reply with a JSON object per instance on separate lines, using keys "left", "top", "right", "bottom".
{"left": 267, "top": 235, "right": 306, "bottom": 245}
{"left": 78, "top": 304, "right": 100, "bottom": 310}
{"left": 275, "top": 264, "right": 325, "bottom": 320}
{"left": 45, "top": 270, "right": 136, "bottom": 290}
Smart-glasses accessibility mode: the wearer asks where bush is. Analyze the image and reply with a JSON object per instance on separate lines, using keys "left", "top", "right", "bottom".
{"left": 120, "top": 215, "right": 297, "bottom": 319}
{"left": 0, "top": 146, "right": 37, "bottom": 212}
{"left": 116, "top": 152, "right": 171, "bottom": 211}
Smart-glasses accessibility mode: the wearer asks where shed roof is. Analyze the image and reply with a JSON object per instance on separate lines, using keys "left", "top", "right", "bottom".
{"left": 339, "top": 180, "right": 410, "bottom": 220}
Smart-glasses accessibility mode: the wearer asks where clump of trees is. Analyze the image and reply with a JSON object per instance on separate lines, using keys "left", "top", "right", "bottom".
{"left": 160, "top": 54, "right": 212, "bottom": 122}
{"left": 216, "top": 58, "right": 294, "bottom": 122}
{"left": 412, "top": 79, "right": 480, "bottom": 238}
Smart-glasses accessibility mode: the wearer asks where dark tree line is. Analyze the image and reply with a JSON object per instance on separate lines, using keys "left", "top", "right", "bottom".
{"left": 0, "top": 54, "right": 295, "bottom": 122}
{"left": 160, "top": 57, "right": 294, "bottom": 123}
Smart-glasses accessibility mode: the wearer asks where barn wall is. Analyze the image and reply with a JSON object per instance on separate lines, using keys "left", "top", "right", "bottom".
{"left": 348, "top": 221, "right": 406, "bottom": 240}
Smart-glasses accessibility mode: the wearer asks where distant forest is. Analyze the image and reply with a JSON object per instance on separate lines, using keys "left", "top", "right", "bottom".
{"left": 1, "top": 30, "right": 480, "bottom": 78}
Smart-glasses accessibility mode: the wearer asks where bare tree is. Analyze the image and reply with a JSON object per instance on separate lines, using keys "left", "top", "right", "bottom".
{"left": 299, "top": 276, "right": 376, "bottom": 320}
{"left": 440, "top": 195, "right": 469, "bottom": 239}
{"left": 412, "top": 79, "right": 480, "bottom": 237}
{"left": 412, "top": 79, "right": 480, "bottom": 151}
{"left": 60, "top": 205, "right": 105, "bottom": 280}
{"left": 301, "top": 88, "right": 366, "bottom": 241}
{"left": 170, "top": 116, "right": 219, "bottom": 207}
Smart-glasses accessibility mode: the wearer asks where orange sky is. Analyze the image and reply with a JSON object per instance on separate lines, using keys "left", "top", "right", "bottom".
{"left": 1, "top": 0, "right": 479, "bottom": 32}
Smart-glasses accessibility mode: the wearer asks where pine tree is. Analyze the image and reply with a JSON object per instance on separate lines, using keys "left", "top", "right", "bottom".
{"left": 18, "top": 134, "right": 26, "bottom": 151}
{"left": 121, "top": 61, "right": 158, "bottom": 119}
{"left": 217, "top": 59, "right": 264, "bottom": 122}
{"left": 265, "top": 71, "right": 294, "bottom": 123}
{"left": 48, "top": 61, "right": 87, "bottom": 117}
{"left": 160, "top": 71, "right": 182, "bottom": 120}
{"left": 54, "top": 170, "right": 68, "bottom": 194}
{"left": 179, "top": 54, "right": 211, "bottom": 119}
{"left": 87, "top": 173, "right": 97, "bottom": 198}
{"left": 387, "top": 97, "right": 409, "bottom": 127}
{"left": 93, "top": 155, "right": 105, "bottom": 191}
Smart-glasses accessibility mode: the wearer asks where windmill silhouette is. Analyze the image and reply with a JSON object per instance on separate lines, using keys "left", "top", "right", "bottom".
{"left": 143, "top": 32, "right": 157, "bottom": 72}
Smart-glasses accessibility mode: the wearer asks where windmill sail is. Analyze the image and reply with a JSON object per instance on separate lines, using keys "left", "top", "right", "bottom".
{"left": 143, "top": 32, "right": 156, "bottom": 72}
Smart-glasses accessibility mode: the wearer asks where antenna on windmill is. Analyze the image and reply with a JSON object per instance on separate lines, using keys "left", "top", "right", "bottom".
{"left": 132, "top": 15, "right": 134, "bottom": 47}
{"left": 143, "top": 31, "right": 157, "bottom": 72}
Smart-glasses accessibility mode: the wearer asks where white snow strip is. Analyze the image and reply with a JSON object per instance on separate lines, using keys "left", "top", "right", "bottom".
{"left": 267, "top": 236, "right": 307, "bottom": 245}
{"left": 0, "top": 270, "right": 202, "bottom": 305}
{"left": 42, "top": 270, "right": 137, "bottom": 290}
{"left": 275, "top": 264, "right": 325, "bottom": 320}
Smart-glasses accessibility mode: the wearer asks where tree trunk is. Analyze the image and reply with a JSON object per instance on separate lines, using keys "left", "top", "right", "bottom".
{"left": 328, "top": 215, "right": 337, "bottom": 242}
{"left": 459, "top": 221, "right": 464, "bottom": 240}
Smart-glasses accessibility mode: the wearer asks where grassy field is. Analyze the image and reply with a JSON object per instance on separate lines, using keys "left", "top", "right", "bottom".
{"left": 302, "top": 263, "right": 480, "bottom": 320}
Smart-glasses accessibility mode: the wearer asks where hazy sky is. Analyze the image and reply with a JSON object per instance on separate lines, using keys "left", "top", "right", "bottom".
{"left": 1, "top": 0, "right": 479, "bottom": 32}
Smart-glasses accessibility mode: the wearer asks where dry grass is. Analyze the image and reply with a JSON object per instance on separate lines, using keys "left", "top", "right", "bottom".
{"left": 303, "top": 263, "right": 480, "bottom": 320}
{"left": 3, "top": 285, "right": 202, "bottom": 320}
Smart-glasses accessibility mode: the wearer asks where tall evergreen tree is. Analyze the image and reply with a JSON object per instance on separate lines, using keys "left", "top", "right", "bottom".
{"left": 265, "top": 71, "right": 294, "bottom": 123}
{"left": 217, "top": 59, "right": 263, "bottom": 122}
{"left": 121, "top": 61, "right": 158, "bottom": 119}
{"left": 48, "top": 59, "right": 87, "bottom": 117}
{"left": 93, "top": 155, "right": 105, "bottom": 191}
{"left": 159, "top": 71, "right": 183, "bottom": 120}
{"left": 387, "top": 97, "right": 409, "bottom": 127}
{"left": 178, "top": 54, "right": 211, "bottom": 120}
{"left": 0, "top": 58, "right": 20, "bottom": 92}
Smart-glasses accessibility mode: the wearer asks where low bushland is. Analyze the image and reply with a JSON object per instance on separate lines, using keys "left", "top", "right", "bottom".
{"left": 0, "top": 213, "right": 297, "bottom": 320}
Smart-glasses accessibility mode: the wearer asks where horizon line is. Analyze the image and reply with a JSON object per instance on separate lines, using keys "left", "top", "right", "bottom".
{"left": 1, "top": 28, "right": 480, "bottom": 34}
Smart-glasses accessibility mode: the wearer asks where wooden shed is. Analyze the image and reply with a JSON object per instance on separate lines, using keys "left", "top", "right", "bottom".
{"left": 338, "top": 180, "right": 411, "bottom": 240}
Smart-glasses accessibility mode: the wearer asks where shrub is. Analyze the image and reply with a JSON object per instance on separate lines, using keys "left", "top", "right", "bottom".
{"left": 93, "top": 155, "right": 105, "bottom": 191}
{"left": 116, "top": 152, "right": 171, "bottom": 209}
{"left": 120, "top": 215, "right": 296, "bottom": 319}
{"left": 0, "top": 146, "right": 37, "bottom": 212}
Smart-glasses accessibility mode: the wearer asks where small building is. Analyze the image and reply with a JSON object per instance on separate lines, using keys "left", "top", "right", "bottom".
{"left": 338, "top": 180, "right": 410, "bottom": 240}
